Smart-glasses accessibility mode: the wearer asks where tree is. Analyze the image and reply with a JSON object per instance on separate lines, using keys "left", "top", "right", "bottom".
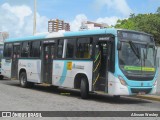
{"left": 156, "top": 7, "right": 160, "bottom": 14}
{"left": 130, "top": 13, "right": 135, "bottom": 18}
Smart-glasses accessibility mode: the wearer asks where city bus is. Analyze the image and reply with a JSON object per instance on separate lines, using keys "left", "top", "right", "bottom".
{"left": 1, "top": 28, "right": 159, "bottom": 99}
{"left": 0, "top": 42, "right": 4, "bottom": 79}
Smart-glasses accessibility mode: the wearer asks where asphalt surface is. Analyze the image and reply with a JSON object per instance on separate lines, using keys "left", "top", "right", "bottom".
{"left": 0, "top": 79, "right": 160, "bottom": 120}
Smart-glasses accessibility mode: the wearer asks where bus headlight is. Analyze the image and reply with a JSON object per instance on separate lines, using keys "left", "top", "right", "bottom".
{"left": 118, "top": 75, "right": 128, "bottom": 86}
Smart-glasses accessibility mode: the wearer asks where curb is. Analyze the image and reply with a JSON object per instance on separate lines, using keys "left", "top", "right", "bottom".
{"left": 136, "top": 95, "right": 160, "bottom": 102}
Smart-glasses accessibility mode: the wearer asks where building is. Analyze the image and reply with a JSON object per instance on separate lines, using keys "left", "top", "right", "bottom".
{"left": 80, "top": 21, "right": 109, "bottom": 31}
{"left": 48, "top": 19, "right": 70, "bottom": 32}
{"left": 64, "top": 23, "right": 70, "bottom": 31}
{"left": 0, "top": 32, "right": 9, "bottom": 43}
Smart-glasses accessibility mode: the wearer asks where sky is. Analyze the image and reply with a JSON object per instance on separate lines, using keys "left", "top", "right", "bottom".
{"left": 0, "top": 0, "right": 160, "bottom": 38}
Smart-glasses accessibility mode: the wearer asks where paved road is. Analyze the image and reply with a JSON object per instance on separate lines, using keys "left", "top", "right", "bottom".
{"left": 0, "top": 79, "right": 159, "bottom": 120}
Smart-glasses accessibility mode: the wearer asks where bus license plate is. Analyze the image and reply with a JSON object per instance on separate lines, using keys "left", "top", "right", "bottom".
{"left": 138, "top": 92, "right": 146, "bottom": 95}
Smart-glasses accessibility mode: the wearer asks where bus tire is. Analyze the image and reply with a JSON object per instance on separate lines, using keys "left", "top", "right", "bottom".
{"left": 19, "top": 72, "right": 28, "bottom": 88}
{"left": 0, "top": 75, "right": 4, "bottom": 80}
{"left": 28, "top": 82, "right": 34, "bottom": 88}
{"left": 113, "top": 95, "right": 120, "bottom": 99}
{"left": 80, "top": 77, "right": 89, "bottom": 99}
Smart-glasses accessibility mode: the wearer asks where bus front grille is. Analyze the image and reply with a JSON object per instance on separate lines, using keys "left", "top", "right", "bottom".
{"left": 126, "top": 75, "right": 154, "bottom": 81}
{"left": 131, "top": 88, "right": 152, "bottom": 94}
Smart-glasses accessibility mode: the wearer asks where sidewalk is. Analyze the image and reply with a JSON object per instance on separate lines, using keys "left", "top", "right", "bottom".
{"left": 136, "top": 92, "right": 160, "bottom": 102}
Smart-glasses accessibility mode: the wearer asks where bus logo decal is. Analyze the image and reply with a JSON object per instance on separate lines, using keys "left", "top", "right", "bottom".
{"left": 73, "top": 64, "right": 84, "bottom": 70}
{"left": 67, "top": 62, "right": 72, "bottom": 70}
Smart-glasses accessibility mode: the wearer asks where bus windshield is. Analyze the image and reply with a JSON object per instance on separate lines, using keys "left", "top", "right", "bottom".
{"left": 118, "top": 32, "right": 156, "bottom": 75}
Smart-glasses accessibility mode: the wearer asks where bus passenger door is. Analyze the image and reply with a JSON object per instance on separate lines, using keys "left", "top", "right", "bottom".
{"left": 93, "top": 42, "right": 110, "bottom": 92}
{"left": 11, "top": 45, "right": 20, "bottom": 79}
{"left": 43, "top": 44, "right": 55, "bottom": 84}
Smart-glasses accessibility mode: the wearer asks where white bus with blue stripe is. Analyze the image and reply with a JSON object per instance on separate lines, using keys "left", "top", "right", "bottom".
{"left": 1, "top": 28, "right": 159, "bottom": 99}
{"left": 0, "top": 42, "right": 4, "bottom": 79}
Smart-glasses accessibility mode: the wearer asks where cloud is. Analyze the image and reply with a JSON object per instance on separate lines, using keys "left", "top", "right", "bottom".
{"left": 0, "top": 3, "right": 48, "bottom": 38}
{"left": 70, "top": 14, "right": 88, "bottom": 31}
{"left": 93, "top": 0, "right": 132, "bottom": 16}
{"left": 96, "top": 16, "right": 119, "bottom": 26}
{"left": 0, "top": 3, "right": 121, "bottom": 38}
{"left": 2, "top": 3, "right": 32, "bottom": 27}
{"left": 3, "top": 0, "right": 32, "bottom": 6}
{"left": 70, "top": 14, "right": 120, "bottom": 31}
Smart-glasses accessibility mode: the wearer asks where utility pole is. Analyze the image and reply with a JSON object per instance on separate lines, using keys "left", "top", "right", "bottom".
{"left": 33, "top": 0, "right": 37, "bottom": 35}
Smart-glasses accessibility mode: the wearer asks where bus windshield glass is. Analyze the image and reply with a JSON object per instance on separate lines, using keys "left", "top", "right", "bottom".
{"left": 118, "top": 31, "right": 156, "bottom": 75}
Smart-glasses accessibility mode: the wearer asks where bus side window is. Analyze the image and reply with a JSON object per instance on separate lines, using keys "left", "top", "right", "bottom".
{"left": 108, "top": 41, "right": 115, "bottom": 73}
{"left": 4, "top": 43, "right": 12, "bottom": 58}
{"left": 57, "top": 40, "right": 64, "bottom": 58}
{"left": 95, "top": 45, "right": 100, "bottom": 59}
{"left": 21, "top": 42, "right": 29, "bottom": 58}
{"left": 66, "top": 39, "right": 75, "bottom": 58}
{"left": 30, "top": 41, "right": 41, "bottom": 58}
{"left": 76, "top": 38, "right": 92, "bottom": 59}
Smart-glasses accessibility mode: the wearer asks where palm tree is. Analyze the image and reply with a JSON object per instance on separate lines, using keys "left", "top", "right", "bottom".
{"left": 130, "top": 13, "right": 135, "bottom": 18}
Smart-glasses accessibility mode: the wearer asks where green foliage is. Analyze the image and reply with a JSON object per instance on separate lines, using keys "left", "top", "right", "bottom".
{"left": 115, "top": 7, "right": 160, "bottom": 45}
{"left": 157, "top": 7, "right": 160, "bottom": 14}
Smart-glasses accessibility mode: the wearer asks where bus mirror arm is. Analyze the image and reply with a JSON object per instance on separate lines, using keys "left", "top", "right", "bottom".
{"left": 157, "top": 57, "right": 159, "bottom": 68}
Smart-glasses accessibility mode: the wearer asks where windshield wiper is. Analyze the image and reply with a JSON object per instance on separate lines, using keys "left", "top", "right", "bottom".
{"left": 129, "top": 41, "right": 140, "bottom": 59}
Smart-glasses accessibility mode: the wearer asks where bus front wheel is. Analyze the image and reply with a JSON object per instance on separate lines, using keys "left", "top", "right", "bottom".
{"left": 80, "top": 77, "right": 89, "bottom": 99}
{"left": 113, "top": 95, "right": 120, "bottom": 99}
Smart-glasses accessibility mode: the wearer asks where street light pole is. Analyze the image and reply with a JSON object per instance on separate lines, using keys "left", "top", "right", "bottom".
{"left": 33, "top": 0, "right": 37, "bottom": 35}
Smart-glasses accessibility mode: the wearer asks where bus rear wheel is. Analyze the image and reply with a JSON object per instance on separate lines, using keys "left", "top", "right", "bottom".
{"left": 20, "top": 72, "right": 29, "bottom": 88}
{"left": 80, "top": 77, "right": 89, "bottom": 99}
{"left": 0, "top": 75, "right": 4, "bottom": 80}
{"left": 113, "top": 95, "right": 120, "bottom": 99}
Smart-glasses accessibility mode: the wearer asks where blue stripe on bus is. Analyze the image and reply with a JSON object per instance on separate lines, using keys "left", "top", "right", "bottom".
{"left": 5, "top": 28, "right": 118, "bottom": 43}
{"left": 64, "top": 28, "right": 117, "bottom": 37}
{"left": 58, "top": 61, "right": 67, "bottom": 85}
{"left": 5, "top": 34, "right": 47, "bottom": 42}
{"left": 64, "top": 29, "right": 106, "bottom": 37}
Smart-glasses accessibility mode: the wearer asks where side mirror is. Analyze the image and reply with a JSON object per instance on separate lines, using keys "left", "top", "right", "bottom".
{"left": 117, "top": 41, "right": 122, "bottom": 50}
